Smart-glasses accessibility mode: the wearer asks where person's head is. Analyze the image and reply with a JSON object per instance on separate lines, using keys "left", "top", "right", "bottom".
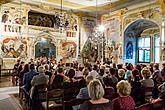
{"left": 23, "top": 64, "right": 29, "bottom": 71}
{"left": 141, "top": 67, "right": 151, "bottom": 79}
{"left": 82, "top": 68, "right": 89, "bottom": 76}
{"left": 30, "top": 64, "right": 35, "bottom": 70}
{"left": 45, "top": 64, "right": 49, "bottom": 70}
{"left": 126, "top": 64, "right": 132, "bottom": 70}
{"left": 118, "top": 69, "right": 125, "bottom": 78}
{"left": 110, "top": 68, "right": 116, "bottom": 75}
{"left": 58, "top": 67, "right": 64, "bottom": 74}
{"left": 21, "top": 61, "right": 25, "bottom": 65}
{"left": 117, "top": 80, "right": 131, "bottom": 96}
{"left": 17, "top": 59, "right": 21, "bottom": 63}
{"left": 100, "top": 65, "right": 105, "bottom": 70}
{"left": 132, "top": 69, "right": 139, "bottom": 78}
{"left": 103, "top": 77, "right": 113, "bottom": 87}
{"left": 65, "top": 63, "right": 70, "bottom": 67}
{"left": 153, "top": 63, "right": 159, "bottom": 71}
{"left": 112, "top": 63, "right": 116, "bottom": 68}
{"left": 117, "top": 64, "right": 123, "bottom": 69}
{"left": 78, "top": 65, "right": 84, "bottom": 72}
{"left": 85, "top": 75, "right": 93, "bottom": 85}
{"left": 99, "top": 69, "right": 104, "bottom": 76}
{"left": 162, "top": 63, "right": 165, "bottom": 68}
{"left": 68, "top": 69, "right": 75, "bottom": 78}
{"left": 105, "top": 67, "right": 110, "bottom": 74}
{"left": 38, "top": 66, "right": 45, "bottom": 73}
{"left": 93, "top": 65, "right": 98, "bottom": 71}
{"left": 88, "top": 79, "right": 105, "bottom": 100}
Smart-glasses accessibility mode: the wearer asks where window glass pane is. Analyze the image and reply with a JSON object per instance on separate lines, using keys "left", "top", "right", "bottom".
{"left": 139, "top": 50, "right": 144, "bottom": 62}
{"left": 145, "top": 50, "right": 150, "bottom": 62}
{"left": 154, "top": 36, "right": 160, "bottom": 47}
{"left": 138, "top": 38, "right": 144, "bottom": 48}
{"left": 144, "top": 37, "right": 150, "bottom": 47}
{"left": 154, "top": 47, "right": 160, "bottom": 63}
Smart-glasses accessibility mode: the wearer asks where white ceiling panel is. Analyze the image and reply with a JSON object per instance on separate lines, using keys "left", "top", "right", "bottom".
{"left": 64, "top": 0, "right": 119, "bottom": 6}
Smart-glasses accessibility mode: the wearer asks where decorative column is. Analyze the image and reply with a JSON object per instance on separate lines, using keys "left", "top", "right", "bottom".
{"left": 160, "top": 0, "right": 165, "bottom": 64}
{"left": 77, "top": 16, "right": 82, "bottom": 60}
{"left": 118, "top": 9, "right": 126, "bottom": 64}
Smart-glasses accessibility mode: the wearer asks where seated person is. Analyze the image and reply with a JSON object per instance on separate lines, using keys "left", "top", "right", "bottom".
{"left": 118, "top": 69, "right": 125, "bottom": 81}
{"left": 23, "top": 64, "right": 38, "bottom": 92}
{"left": 141, "top": 67, "right": 154, "bottom": 100}
{"left": 112, "top": 80, "right": 135, "bottom": 110}
{"left": 80, "top": 79, "right": 112, "bottom": 110}
{"left": 152, "top": 82, "right": 165, "bottom": 103}
{"left": 76, "top": 75, "right": 94, "bottom": 99}
{"left": 72, "top": 76, "right": 93, "bottom": 110}
{"left": 103, "top": 77, "right": 115, "bottom": 99}
{"left": 31, "top": 66, "right": 49, "bottom": 86}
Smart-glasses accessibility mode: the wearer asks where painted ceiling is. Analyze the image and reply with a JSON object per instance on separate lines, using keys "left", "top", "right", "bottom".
{"left": 12, "top": 0, "right": 153, "bottom": 14}
{"left": 125, "top": 19, "right": 159, "bottom": 38}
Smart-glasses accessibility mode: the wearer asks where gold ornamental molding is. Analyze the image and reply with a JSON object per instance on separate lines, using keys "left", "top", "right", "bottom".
{"left": 160, "top": 0, "right": 165, "bottom": 15}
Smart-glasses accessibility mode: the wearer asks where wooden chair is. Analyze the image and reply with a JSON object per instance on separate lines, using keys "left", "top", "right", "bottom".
{"left": 136, "top": 103, "right": 153, "bottom": 110}
{"left": 63, "top": 98, "right": 89, "bottom": 110}
{"left": 152, "top": 99, "right": 165, "bottom": 110}
{"left": 64, "top": 87, "right": 80, "bottom": 101}
{"left": 41, "top": 89, "right": 64, "bottom": 110}
{"left": 104, "top": 87, "right": 115, "bottom": 100}
{"left": 144, "top": 87, "right": 154, "bottom": 102}
{"left": 31, "top": 84, "right": 47, "bottom": 110}
{"left": 20, "top": 86, "right": 32, "bottom": 110}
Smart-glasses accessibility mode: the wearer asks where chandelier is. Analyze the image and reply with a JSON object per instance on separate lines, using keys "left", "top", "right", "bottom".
{"left": 59, "top": 0, "right": 69, "bottom": 32}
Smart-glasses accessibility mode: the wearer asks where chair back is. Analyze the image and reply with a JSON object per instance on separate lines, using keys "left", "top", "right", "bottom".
{"left": 20, "top": 87, "right": 32, "bottom": 110}
{"left": 152, "top": 100, "right": 165, "bottom": 110}
{"left": 46, "top": 89, "right": 64, "bottom": 110}
{"left": 104, "top": 87, "right": 115, "bottom": 100}
{"left": 136, "top": 103, "right": 152, "bottom": 110}
{"left": 64, "top": 87, "right": 80, "bottom": 100}
{"left": 63, "top": 98, "right": 89, "bottom": 110}
{"left": 144, "top": 87, "right": 153, "bottom": 102}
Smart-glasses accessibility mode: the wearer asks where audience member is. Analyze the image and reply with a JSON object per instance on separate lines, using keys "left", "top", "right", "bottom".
{"left": 80, "top": 79, "right": 112, "bottom": 110}
{"left": 112, "top": 80, "right": 135, "bottom": 110}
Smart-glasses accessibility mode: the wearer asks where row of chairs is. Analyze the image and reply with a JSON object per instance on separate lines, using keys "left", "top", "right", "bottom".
{"left": 134, "top": 100, "right": 165, "bottom": 110}
{"left": 20, "top": 84, "right": 81, "bottom": 110}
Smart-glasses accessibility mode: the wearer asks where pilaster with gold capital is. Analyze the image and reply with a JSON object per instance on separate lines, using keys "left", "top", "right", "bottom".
{"left": 118, "top": 9, "right": 126, "bottom": 64}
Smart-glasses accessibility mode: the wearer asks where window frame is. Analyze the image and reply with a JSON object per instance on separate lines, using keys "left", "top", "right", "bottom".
{"left": 137, "top": 36, "right": 151, "bottom": 63}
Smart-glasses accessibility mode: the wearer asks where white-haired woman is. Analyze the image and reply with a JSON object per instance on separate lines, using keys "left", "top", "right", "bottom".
{"left": 80, "top": 79, "right": 112, "bottom": 110}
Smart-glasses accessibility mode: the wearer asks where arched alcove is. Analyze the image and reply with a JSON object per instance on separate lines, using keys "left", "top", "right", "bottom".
{"left": 124, "top": 19, "right": 159, "bottom": 64}
{"left": 33, "top": 30, "right": 57, "bottom": 58}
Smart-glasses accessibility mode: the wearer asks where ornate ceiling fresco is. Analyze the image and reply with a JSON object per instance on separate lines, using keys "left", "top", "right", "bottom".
{"left": 12, "top": 0, "right": 154, "bottom": 14}
{"left": 0, "top": 0, "right": 12, "bottom": 5}
{"left": 124, "top": 19, "right": 159, "bottom": 38}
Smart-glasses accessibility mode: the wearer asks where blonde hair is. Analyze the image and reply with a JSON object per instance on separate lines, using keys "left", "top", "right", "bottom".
{"left": 88, "top": 79, "right": 105, "bottom": 100}
{"left": 117, "top": 80, "right": 131, "bottom": 96}
{"left": 118, "top": 69, "right": 125, "bottom": 77}
{"left": 141, "top": 67, "right": 151, "bottom": 79}
{"left": 85, "top": 75, "right": 93, "bottom": 84}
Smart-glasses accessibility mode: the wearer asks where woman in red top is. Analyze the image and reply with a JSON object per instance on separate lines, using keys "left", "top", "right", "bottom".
{"left": 112, "top": 80, "right": 135, "bottom": 110}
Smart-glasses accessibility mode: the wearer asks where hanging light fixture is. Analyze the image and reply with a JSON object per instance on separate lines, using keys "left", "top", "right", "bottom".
{"left": 59, "top": 0, "right": 69, "bottom": 33}
{"left": 93, "top": 0, "right": 105, "bottom": 39}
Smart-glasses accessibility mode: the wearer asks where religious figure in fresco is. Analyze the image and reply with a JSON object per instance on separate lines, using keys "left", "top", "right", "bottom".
{"left": 2, "top": 10, "right": 11, "bottom": 32}
{"left": 126, "top": 42, "right": 133, "bottom": 59}
{"left": 0, "top": 37, "right": 27, "bottom": 59}
{"left": 59, "top": 41, "right": 77, "bottom": 59}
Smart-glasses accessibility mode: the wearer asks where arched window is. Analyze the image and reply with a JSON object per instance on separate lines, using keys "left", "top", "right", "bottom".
{"left": 138, "top": 37, "right": 150, "bottom": 63}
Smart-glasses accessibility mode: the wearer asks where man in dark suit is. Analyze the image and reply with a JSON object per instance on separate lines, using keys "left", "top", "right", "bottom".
{"left": 23, "top": 64, "right": 38, "bottom": 92}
